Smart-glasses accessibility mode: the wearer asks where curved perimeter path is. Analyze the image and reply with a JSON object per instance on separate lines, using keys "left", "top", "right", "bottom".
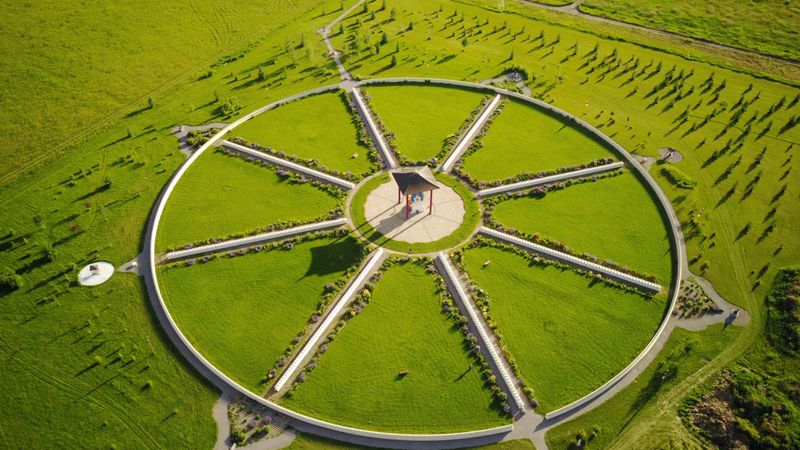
{"left": 142, "top": 76, "right": 750, "bottom": 449}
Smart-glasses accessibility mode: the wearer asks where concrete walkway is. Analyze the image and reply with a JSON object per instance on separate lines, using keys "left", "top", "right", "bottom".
{"left": 477, "top": 162, "right": 625, "bottom": 197}
{"left": 350, "top": 88, "right": 398, "bottom": 169}
{"left": 221, "top": 140, "right": 355, "bottom": 190}
{"left": 436, "top": 253, "right": 528, "bottom": 415}
{"left": 363, "top": 179, "right": 465, "bottom": 243}
{"left": 273, "top": 248, "right": 387, "bottom": 392}
{"left": 480, "top": 227, "right": 662, "bottom": 293}
{"left": 161, "top": 219, "right": 347, "bottom": 263}
{"left": 440, "top": 94, "right": 503, "bottom": 173}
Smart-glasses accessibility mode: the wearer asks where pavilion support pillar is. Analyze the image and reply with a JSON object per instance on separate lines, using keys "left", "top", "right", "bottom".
{"left": 405, "top": 195, "right": 410, "bottom": 219}
{"left": 397, "top": 188, "right": 401, "bottom": 204}
{"left": 429, "top": 190, "right": 433, "bottom": 215}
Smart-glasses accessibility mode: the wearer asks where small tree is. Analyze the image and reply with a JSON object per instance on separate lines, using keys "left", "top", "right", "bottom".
{"left": 407, "top": 21, "right": 413, "bottom": 31}
{"left": 257, "top": 67, "right": 265, "bottom": 81}
{"left": 380, "top": 31, "right": 389, "bottom": 45}
{"left": 390, "top": 7, "right": 396, "bottom": 20}
{"left": 298, "top": 33, "right": 305, "bottom": 48}
{"left": 461, "top": 37, "right": 469, "bottom": 48}
{"left": 391, "top": 55, "right": 398, "bottom": 67}
{"left": 0, "top": 270, "right": 23, "bottom": 292}
{"left": 147, "top": 97, "right": 154, "bottom": 109}
{"left": 220, "top": 97, "right": 241, "bottom": 117}
{"left": 362, "top": 1, "right": 368, "bottom": 13}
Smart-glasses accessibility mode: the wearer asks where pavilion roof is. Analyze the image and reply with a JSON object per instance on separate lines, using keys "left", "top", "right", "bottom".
{"left": 391, "top": 166, "right": 440, "bottom": 196}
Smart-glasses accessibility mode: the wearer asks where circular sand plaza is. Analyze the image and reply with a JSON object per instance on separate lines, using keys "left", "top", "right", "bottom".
{"left": 145, "top": 79, "right": 682, "bottom": 445}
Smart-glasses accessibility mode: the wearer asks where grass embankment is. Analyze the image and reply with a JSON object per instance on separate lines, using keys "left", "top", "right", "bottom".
{"left": 232, "top": 92, "right": 375, "bottom": 176}
{"left": 491, "top": 171, "right": 673, "bottom": 283}
{"left": 159, "top": 236, "right": 364, "bottom": 392}
{"left": 545, "top": 325, "right": 740, "bottom": 449}
{"left": 350, "top": 173, "right": 481, "bottom": 253}
{"left": 579, "top": 0, "right": 800, "bottom": 61}
{"left": 461, "top": 245, "right": 664, "bottom": 412}
{"left": 0, "top": 2, "right": 345, "bottom": 446}
{"left": 281, "top": 262, "right": 509, "bottom": 432}
{"left": 460, "top": 98, "right": 617, "bottom": 182}
{"left": 157, "top": 150, "right": 342, "bottom": 250}
{"left": 364, "top": 84, "right": 489, "bottom": 162}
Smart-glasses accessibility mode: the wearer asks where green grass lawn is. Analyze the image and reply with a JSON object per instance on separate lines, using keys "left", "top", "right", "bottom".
{"left": 461, "top": 245, "right": 665, "bottom": 412}
{"left": 580, "top": 0, "right": 800, "bottom": 61}
{"left": 491, "top": 171, "right": 673, "bottom": 283}
{"left": 0, "top": 0, "right": 330, "bottom": 182}
{"left": 281, "top": 262, "right": 509, "bottom": 432}
{"left": 158, "top": 236, "right": 364, "bottom": 392}
{"left": 157, "top": 150, "right": 342, "bottom": 249}
{"left": 545, "top": 325, "right": 739, "bottom": 449}
{"left": 460, "top": 99, "right": 617, "bottom": 182}
{"left": 364, "top": 84, "right": 489, "bottom": 162}
{"left": 231, "top": 92, "right": 375, "bottom": 176}
{"left": 350, "top": 173, "right": 481, "bottom": 253}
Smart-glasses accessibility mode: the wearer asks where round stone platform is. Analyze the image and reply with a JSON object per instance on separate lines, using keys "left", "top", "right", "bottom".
{"left": 363, "top": 180, "right": 465, "bottom": 244}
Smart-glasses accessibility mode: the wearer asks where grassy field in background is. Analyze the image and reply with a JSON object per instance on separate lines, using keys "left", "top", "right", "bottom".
{"left": 282, "top": 262, "right": 509, "bottom": 432}
{"left": 350, "top": 173, "right": 481, "bottom": 253}
{"left": 0, "top": 0, "right": 330, "bottom": 181}
{"left": 159, "top": 236, "right": 363, "bottom": 392}
{"left": 462, "top": 245, "right": 665, "bottom": 412}
{"left": 0, "top": 1, "right": 345, "bottom": 446}
{"left": 579, "top": 0, "right": 800, "bottom": 61}
{"left": 491, "top": 171, "right": 673, "bottom": 283}
{"left": 157, "top": 150, "right": 341, "bottom": 249}
{"left": 365, "top": 84, "right": 489, "bottom": 162}
{"left": 232, "top": 92, "right": 375, "bottom": 176}
{"left": 461, "top": 98, "right": 617, "bottom": 181}
{"left": 545, "top": 325, "right": 739, "bottom": 449}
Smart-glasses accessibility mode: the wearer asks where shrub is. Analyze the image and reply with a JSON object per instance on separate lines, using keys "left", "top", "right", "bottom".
{"left": 0, "top": 270, "right": 23, "bottom": 292}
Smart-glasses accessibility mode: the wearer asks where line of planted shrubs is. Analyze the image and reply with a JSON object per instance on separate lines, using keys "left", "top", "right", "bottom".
{"left": 282, "top": 256, "right": 513, "bottom": 418}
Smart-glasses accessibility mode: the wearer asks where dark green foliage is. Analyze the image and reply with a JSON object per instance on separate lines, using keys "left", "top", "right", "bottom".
{"left": 0, "top": 269, "right": 23, "bottom": 294}
{"left": 766, "top": 268, "right": 800, "bottom": 355}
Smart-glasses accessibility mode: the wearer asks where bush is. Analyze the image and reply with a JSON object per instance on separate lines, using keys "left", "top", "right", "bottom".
{"left": 0, "top": 270, "right": 23, "bottom": 292}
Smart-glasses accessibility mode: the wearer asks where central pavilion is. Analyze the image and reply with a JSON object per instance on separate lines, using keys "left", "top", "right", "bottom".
{"left": 391, "top": 167, "right": 440, "bottom": 219}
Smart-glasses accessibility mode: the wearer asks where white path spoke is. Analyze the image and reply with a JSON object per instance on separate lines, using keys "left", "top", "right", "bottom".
{"left": 350, "top": 88, "right": 397, "bottom": 169}
{"left": 476, "top": 162, "right": 625, "bottom": 197}
{"left": 273, "top": 248, "right": 386, "bottom": 392}
{"left": 436, "top": 252, "right": 527, "bottom": 415}
{"left": 440, "top": 94, "right": 502, "bottom": 173}
{"left": 162, "top": 219, "right": 347, "bottom": 262}
{"left": 221, "top": 140, "right": 355, "bottom": 190}
{"left": 479, "top": 227, "right": 662, "bottom": 293}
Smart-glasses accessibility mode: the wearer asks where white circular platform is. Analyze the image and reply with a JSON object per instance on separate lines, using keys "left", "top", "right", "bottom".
{"left": 78, "top": 261, "right": 115, "bottom": 286}
{"left": 363, "top": 180, "right": 465, "bottom": 243}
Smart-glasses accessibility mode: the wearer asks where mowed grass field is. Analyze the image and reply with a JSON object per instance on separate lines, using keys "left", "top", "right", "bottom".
{"left": 364, "top": 85, "right": 489, "bottom": 162}
{"left": 232, "top": 92, "right": 375, "bottom": 176}
{"left": 159, "top": 236, "right": 364, "bottom": 392}
{"left": 580, "top": 0, "right": 800, "bottom": 61}
{"left": 491, "top": 171, "right": 673, "bottom": 283}
{"left": 282, "top": 262, "right": 509, "bottom": 432}
{"left": 0, "top": 0, "right": 327, "bottom": 181}
{"left": 157, "top": 150, "right": 341, "bottom": 249}
{"left": 462, "top": 245, "right": 665, "bottom": 412}
{"left": 461, "top": 99, "right": 617, "bottom": 182}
